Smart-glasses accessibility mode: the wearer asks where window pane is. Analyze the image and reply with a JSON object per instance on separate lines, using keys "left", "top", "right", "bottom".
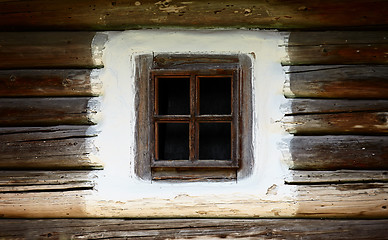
{"left": 199, "top": 77, "right": 231, "bottom": 115}
{"left": 158, "top": 77, "right": 190, "bottom": 115}
{"left": 157, "top": 123, "right": 189, "bottom": 160}
{"left": 199, "top": 123, "right": 231, "bottom": 160}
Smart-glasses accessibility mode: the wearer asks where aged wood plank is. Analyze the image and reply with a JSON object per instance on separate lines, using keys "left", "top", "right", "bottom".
{"left": 0, "top": 126, "right": 102, "bottom": 169}
{"left": 285, "top": 170, "right": 388, "bottom": 184}
{"left": 0, "top": 69, "right": 102, "bottom": 97}
{"left": 282, "top": 99, "right": 388, "bottom": 115}
{"left": 0, "top": 170, "right": 97, "bottom": 193}
{"left": 284, "top": 65, "right": 388, "bottom": 98}
{"left": 286, "top": 136, "right": 388, "bottom": 170}
{"left": 296, "top": 183, "right": 388, "bottom": 218}
{"left": 0, "top": 0, "right": 387, "bottom": 30}
{"left": 282, "top": 112, "right": 388, "bottom": 135}
{"left": 0, "top": 32, "right": 103, "bottom": 69}
{"left": 0, "top": 219, "right": 388, "bottom": 240}
{"left": 0, "top": 97, "right": 100, "bottom": 126}
{"left": 284, "top": 32, "right": 388, "bottom": 65}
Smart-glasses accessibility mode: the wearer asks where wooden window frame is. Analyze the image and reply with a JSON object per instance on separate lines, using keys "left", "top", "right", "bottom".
{"left": 135, "top": 54, "right": 253, "bottom": 181}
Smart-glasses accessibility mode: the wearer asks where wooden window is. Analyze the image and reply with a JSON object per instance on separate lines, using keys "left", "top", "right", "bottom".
{"left": 136, "top": 54, "right": 253, "bottom": 181}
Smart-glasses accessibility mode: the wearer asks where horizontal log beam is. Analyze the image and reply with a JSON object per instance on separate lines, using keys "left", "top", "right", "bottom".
{"left": 0, "top": 97, "right": 99, "bottom": 126}
{"left": 284, "top": 32, "right": 388, "bottom": 65}
{"left": 284, "top": 65, "right": 388, "bottom": 98}
{"left": 282, "top": 99, "right": 388, "bottom": 115}
{"left": 286, "top": 136, "right": 388, "bottom": 170}
{"left": 0, "top": 69, "right": 102, "bottom": 97}
{"left": 0, "top": 170, "right": 98, "bottom": 193}
{"left": 0, "top": 0, "right": 387, "bottom": 30}
{"left": 286, "top": 170, "right": 388, "bottom": 184}
{"left": 282, "top": 112, "right": 388, "bottom": 135}
{"left": 0, "top": 219, "right": 387, "bottom": 239}
{"left": 0, "top": 126, "right": 102, "bottom": 169}
{"left": 0, "top": 32, "right": 104, "bottom": 69}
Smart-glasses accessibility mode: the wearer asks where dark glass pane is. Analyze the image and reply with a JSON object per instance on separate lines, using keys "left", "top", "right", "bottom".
{"left": 199, "top": 77, "right": 231, "bottom": 115}
{"left": 157, "top": 123, "right": 189, "bottom": 160}
{"left": 199, "top": 123, "right": 231, "bottom": 160}
{"left": 158, "top": 77, "right": 190, "bottom": 115}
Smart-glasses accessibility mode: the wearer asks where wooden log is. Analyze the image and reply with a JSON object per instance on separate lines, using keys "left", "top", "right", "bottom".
{"left": 0, "top": 97, "right": 99, "bottom": 126}
{"left": 0, "top": 1, "right": 387, "bottom": 30}
{"left": 0, "top": 219, "right": 388, "bottom": 239}
{"left": 282, "top": 99, "right": 388, "bottom": 115}
{"left": 282, "top": 112, "right": 388, "bottom": 135}
{"left": 0, "top": 32, "right": 104, "bottom": 69}
{"left": 286, "top": 136, "right": 388, "bottom": 170}
{"left": 0, "top": 126, "right": 102, "bottom": 169}
{"left": 284, "top": 65, "right": 388, "bottom": 99}
{"left": 284, "top": 32, "right": 388, "bottom": 65}
{"left": 0, "top": 170, "right": 97, "bottom": 193}
{"left": 0, "top": 69, "right": 102, "bottom": 97}
{"left": 285, "top": 170, "right": 388, "bottom": 184}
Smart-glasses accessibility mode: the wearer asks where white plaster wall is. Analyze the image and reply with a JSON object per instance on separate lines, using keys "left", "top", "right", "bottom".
{"left": 89, "top": 30, "right": 294, "bottom": 215}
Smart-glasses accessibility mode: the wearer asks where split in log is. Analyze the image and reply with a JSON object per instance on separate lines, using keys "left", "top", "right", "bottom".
{"left": 284, "top": 31, "right": 388, "bottom": 65}
{"left": 282, "top": 112, "right": 388, "bottom": 135}
{"left": 0, "top": 219, "right": 388, "bottom": 239}
{"left": 0, "top": 170, "right": 97, "bottom": 193}
{"left": 0, "top": 1, "right": 387, "bottom": 30}
{"left": 285, "top": 136, "right": 388, "bottom": 170}
{"left": 0, "top": 126, "right": 102, "bottom": 170}
{"left": 0, "top": 97, "right": 100, "bottom": 126}
{"left": 284, "top": 65, "right": 388, "bottom": 99}
{"left": 0, "top": 32, "right": 104, "bottom": 69}
{"left": 0, "top": 69, "right": 102, "bottom": 97}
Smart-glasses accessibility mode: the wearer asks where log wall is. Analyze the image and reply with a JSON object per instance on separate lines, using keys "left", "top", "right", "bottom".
{"left": 0, "top": 1, "right": 387, "bottom": 238}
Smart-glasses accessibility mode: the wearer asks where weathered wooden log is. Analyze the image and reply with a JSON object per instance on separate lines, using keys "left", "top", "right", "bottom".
{"left": 0, "top": 32, "right": 104, "bottom": 69}
{"left": 285, "top": 170, "right": 388, "bottom": 184}
{"left": 284, "top": 32, "right": 388, "bottom": 65}
{"left": 0, "top": 0, "right": 387, "bottom": 30}
{"left": 0, "top": 126, "right": 102, "bottom": 169}
{"left": 282, "top": 99, "right": 388, "bottom": 115}
{"left": 284, "top": 65, "right": 388, "bottom": 98}
{"left": 0, "top": 97, "right": 99, "bottom": 126}
{"left": 0, "top": 170, "right": 97, "bottom": 193}
{"left": 283, "top": 112, "right": 388, "bottom": 135}
{"left": 0, "top": 69, "right": 102, "bottom": 97}
{"left": 286, "top": 136, "right": 388, "bottom": 170}
{"left": 0, "top": 219, "right": 387, "bottom": 239}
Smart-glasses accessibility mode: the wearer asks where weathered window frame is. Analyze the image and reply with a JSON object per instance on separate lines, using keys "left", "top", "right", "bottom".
{"left": 135, "top": 54, "right": 253, "bottom": 181}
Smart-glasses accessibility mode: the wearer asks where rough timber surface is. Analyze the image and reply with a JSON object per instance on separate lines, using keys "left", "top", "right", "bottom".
{"left": 0, "top": 219, "right": 388, "bottom": 240}
{"left": 0, "top": 97, "right": 99, "bottom": 126}
{"left": 0, "top": 126, "right": 101, "bottom": 169}
{"left": 0, "top": 69, "right": 102, "bottom": 97}
{"left": 0, "top": 0, "right": 387, "bottom": 30}
{"left": 284, "top": 65, "right": 388, "bottom": 99}
{"left": 287, "top": 136, "right": 388, "bottom": 170}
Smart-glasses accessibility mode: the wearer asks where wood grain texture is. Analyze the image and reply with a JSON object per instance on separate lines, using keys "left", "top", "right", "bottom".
{"left": 0, "top": 97, "right": 99, "bottom": 126}
{"left": 282, "top": 112, "right": 388, "bottom": 135}
{"left": 0, "top": 170, "right": 97, "bottom": 193}
{"left": 0, "top": 69, "right": 102, "bottom": 97}
{"left": 282, "top": 99, "right": 388, "bottom": 115}
{"left": 0, "top": 126, "right": 102, "bottom": 169}
{"left": 284, "top": 65, "right": 388, "bottom": 98}
{"left": 0, "top": 219, "right": 388, "bottom": 239}
{"left": 284, "top": 32, "right": 388, "bottom": 65}
{"left": 0, "top": 0, "right": 387, "bottom": 30}
{"left": 286, "top": 170, "right": 388, "bottom": 184}
{"left": 0, "top": 32, "right": 100, "bottom": 69}
{"left": 286, "top": 136, "right": 388, "bottom": 170}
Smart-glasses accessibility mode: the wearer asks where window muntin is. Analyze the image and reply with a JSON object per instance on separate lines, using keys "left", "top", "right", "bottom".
{"left": 151, "top": 72, "right": 239, "bottom": 168}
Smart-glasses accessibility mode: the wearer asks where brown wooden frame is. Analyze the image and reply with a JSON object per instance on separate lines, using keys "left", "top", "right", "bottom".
{"left": 135, "top": 54, "right": 253, "bottom": 181}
